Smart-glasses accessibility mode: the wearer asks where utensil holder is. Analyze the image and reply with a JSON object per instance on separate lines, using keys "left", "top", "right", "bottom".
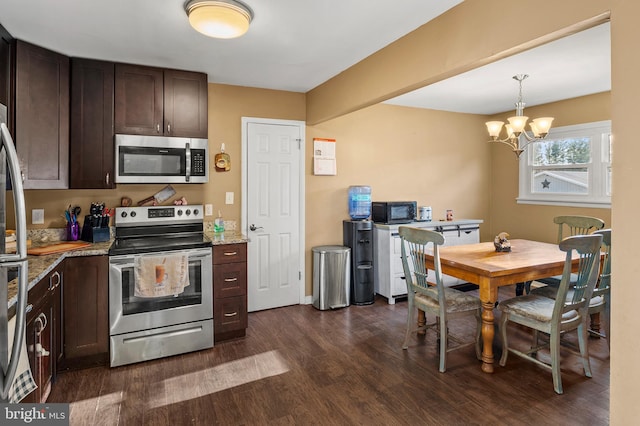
{"left": 66, "top": 222, "right": 80, "bottom": 241}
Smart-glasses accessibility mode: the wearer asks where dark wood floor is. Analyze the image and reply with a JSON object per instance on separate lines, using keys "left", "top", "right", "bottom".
{"left": 49, "top": 285, "right": 609, "bottom": 425}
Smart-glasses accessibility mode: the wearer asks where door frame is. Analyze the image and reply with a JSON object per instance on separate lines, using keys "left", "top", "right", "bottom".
{"left": 241, "top": 117, "right": 307, "bottom": 306}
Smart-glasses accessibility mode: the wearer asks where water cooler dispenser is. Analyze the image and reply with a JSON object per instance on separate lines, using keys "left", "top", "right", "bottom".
{"left": 343, "top": 220, "right": 375, "bottom": 305}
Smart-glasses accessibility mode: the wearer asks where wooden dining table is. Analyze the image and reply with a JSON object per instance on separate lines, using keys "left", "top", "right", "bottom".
{"left": 422, "top": 239, "right": 578, "bottom": 374}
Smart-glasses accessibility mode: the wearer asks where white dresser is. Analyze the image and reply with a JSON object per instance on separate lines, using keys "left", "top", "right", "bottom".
{"left": 373, "top": 219, "right": 483, "bottom": 304}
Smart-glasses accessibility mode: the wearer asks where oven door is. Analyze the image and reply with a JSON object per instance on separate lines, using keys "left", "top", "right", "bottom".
{"left": 109, "top": 247, "right": 213, "bottom": 336}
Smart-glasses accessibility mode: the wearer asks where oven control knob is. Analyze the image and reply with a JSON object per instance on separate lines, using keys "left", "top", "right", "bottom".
{"left": 193, "top": 209, "right": 199, "bottom": 216}
{"left": 177, "top": 210, "right": 183, "bottom": 216}
{"left": 185, "top": 209, "right": 191, "bottom": 216}
{"left": 130, "top": 211, "right": 137, "bottom": 218}
{"left": 121, "top": 211, "right": 127, "bottom": 218}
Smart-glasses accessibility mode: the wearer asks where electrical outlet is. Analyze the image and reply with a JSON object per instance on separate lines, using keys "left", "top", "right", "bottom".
{"left": 205, "top": 204, "right": 213, "bottom": 216}
{"left": 32, "top": 209, "right": 44, "bottom": 224}
{"left": 225, "top": 192, "right": 234, "bottom": 205}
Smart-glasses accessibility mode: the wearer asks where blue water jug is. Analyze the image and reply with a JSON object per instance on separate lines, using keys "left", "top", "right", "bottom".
{"left": 348, "top": 185, "right": 371, "bottom": 220}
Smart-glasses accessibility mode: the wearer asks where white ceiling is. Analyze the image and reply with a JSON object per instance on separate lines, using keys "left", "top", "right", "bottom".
{"left": 0, "top": 1, "right": 610, "bottom": 115}
{"left": 0, "top": 0, "right": 462, "bottom": 93}
{"left": 385, "top": 22, "right": 611, "bottom": 115}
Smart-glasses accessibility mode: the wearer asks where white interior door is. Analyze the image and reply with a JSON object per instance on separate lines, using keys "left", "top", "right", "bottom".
{"left": 242, "top": 118, "right": 305, "bottom": 312}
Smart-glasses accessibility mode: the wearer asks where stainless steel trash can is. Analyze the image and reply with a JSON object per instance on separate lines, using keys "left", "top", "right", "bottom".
{"left": 312, "top": 245, "right": 351, "bottom": 310}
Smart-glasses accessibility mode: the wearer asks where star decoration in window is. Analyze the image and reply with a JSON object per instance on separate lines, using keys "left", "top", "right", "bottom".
{"left": 541, "top": 179, "right": 551, "bottom": 189}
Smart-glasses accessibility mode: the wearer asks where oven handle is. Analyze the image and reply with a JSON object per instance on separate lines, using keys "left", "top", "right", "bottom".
{"left": 109, "top": 249, "right": 212, "bottom": 268}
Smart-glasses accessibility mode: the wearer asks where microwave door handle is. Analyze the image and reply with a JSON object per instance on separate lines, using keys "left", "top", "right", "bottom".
{"left": 185, "top": 142, "right": 191, "bottom": 183}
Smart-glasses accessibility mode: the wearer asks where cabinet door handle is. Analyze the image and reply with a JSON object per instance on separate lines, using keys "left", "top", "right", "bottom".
{"left": 223, "top": 251, "right": 237, "bottom": 256}
{"left": 167, "top": 123, "right": 171, "bottom": 133}
{"left": 49, "top": 271, "right": 61, "bottom": 290}
{"left": 224, "top": 312, "right": 238, "bottom": 317}
{"left": 224, "top": 277, "right": 238, "bottom": 282}
{"left": 25, "top": 303, "right": 33, "bottom": 314}
{"left": 35, "top": 313, "right": 47, "bottom": 334}
{"left": 105, "top": 172, "right": 110, "bottom": 186}
{"left": 156, "top": 124, "right": 161, "bottom": 133}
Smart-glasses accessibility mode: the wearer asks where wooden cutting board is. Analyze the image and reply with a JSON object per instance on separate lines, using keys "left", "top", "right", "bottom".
{"left": 27, "top": 241, "right": 92, "bottom": 256}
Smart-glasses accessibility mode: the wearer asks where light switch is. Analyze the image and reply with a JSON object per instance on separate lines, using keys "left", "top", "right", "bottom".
{"left": 225, "top": 192, "right": 234, "bottom": 205}
{"left": 205, "top": 204, "right": 213, "bottom": 216}
{"left": 32, "top": 209, "right": 44, "bottom": 224}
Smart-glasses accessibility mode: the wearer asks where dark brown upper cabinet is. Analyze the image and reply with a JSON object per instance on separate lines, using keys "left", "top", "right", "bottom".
{"left": 70, "top": 58, "right": 115, "bottom": 189}
{"left": 115, "top": 64, "right": 208, "bottom": 138}
{"left": 15, "top": 40, "right": 69, "bottom": 189}
{"left": 0, "top": 23, "right": 12, "bottom": 114}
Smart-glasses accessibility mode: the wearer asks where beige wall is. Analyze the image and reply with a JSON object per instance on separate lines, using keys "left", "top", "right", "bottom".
{"left": 305, "top": 103, "right": 491, "bottom": 295}
{"left": 489, "top": 92, "right": 611, "bottom": 243}
{"left": 15, "top": 84, "right": 305, "bottom": 230}
{"left": 609, "top": 1, "right": 640, "bottom": 422}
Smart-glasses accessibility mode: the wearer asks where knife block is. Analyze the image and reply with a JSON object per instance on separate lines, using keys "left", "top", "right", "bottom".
{"left": 80, "top": 215, "right": 111, "bottom": 243}
{"left": 81, "top": 226, "right": 110, "bottom": 243}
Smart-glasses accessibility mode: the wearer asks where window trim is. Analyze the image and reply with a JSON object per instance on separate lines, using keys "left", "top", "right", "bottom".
{"left": 517, "top": 120, "right": 611, "bottom": 208}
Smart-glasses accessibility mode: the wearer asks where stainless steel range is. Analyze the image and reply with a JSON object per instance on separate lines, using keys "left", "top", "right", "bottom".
{"left": 108, "top": 205, "right": 213, "bottom": 367}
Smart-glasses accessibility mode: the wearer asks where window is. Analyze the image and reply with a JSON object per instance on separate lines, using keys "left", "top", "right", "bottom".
{"left": 518, "top": 120, "right": 611, "bottom": 207}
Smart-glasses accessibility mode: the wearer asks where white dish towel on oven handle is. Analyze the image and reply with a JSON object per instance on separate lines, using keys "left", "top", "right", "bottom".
{"left": 134, "top": 253, "right": 190, "bottom": 298}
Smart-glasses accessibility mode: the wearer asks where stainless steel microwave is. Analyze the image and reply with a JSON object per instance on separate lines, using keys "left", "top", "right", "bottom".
{"left": 115, "top": 134, "right": 209, "bottom": 183}
{"left": 372, "top": 201, "right": 417, "bottom": 224}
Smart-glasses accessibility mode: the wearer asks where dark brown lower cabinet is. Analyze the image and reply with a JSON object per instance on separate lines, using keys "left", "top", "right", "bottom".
{"left": 23, "top": 266, "right": 62, "bottom": 403}
{"left": 60, "top": 255, "right": 109, "bottom": 370}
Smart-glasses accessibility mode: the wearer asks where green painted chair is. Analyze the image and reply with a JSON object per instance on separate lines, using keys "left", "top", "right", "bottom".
{"left": 517, "top": 215, "right": 605, "bottom": 295}
{"left": 532, "top": 229, "right": 611, "bottom": 350}
{"left": 498, "top": 233, "right": 603, "bottom": 394}
{"left": 399, "top": 226, "right": 481, "bottom": 373}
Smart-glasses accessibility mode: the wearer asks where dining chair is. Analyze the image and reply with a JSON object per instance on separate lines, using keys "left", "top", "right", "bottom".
{"left": 398, "top": 226, "right": 481, "bottom": 373}
{"left": 532, "top": 229, "right": 611, "bottom": 350}
{"left": 517, "top": 215, "right": 605, "bottom": 295}
{"left": 498, "top": 233, "right": 603, "bottom": 394}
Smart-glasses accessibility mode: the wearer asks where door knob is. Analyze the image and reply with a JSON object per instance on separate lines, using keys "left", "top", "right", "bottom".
{"left": 249, "top": 224, "right": 263, "bottom": 231}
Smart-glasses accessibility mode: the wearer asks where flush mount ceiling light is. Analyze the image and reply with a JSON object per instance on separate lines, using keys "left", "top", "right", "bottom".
{"left": 185, "top": 0, "right": 254, "bottom": 39}
{"left": 485, "top": 74, "right": 554, "bottom": 158}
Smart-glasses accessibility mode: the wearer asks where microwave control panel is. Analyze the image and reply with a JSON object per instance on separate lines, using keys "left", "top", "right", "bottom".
{"left": 191, "top": 150, "right": 206, "bottom": 176}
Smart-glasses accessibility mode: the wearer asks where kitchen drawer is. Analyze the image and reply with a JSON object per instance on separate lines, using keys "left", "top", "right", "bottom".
{"left": 213, "top": 243, "right": 246, "bottom": 264}
{"left": 213, "top": 262, "right": 247, "bottom": 297}
{"left": 214, "top": 295, "right": 247, "bottom": 334}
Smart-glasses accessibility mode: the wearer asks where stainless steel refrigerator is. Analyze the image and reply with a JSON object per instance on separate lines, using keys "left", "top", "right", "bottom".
{"left": 0, "top": 103, "right": 29, "bottom": 402}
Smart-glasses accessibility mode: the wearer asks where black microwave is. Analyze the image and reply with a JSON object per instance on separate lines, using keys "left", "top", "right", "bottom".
{"left": 372, "top": 201, "right": 417, "bottom": 224}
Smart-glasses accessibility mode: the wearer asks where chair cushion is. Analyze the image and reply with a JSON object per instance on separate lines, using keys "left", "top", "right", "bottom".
{"left": 415, "top": 287, "right": 481, "bottom": 313}
{"left": 498, "top": 294, "right": 579, "bottom": 322}
{"left": 531, "top": 287, "right": 604, "bottom": 308}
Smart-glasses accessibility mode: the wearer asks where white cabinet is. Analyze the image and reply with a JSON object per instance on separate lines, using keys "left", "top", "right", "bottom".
{"left": 374, "top": 220, "right": 483, "bottom": 304}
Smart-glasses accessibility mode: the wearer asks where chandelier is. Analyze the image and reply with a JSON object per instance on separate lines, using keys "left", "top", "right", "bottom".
{"left": 185, "top": 0, "right": 254, "bottom": 39}
{"left": 485, "top": 74, "right": 554, "bottom": 158}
